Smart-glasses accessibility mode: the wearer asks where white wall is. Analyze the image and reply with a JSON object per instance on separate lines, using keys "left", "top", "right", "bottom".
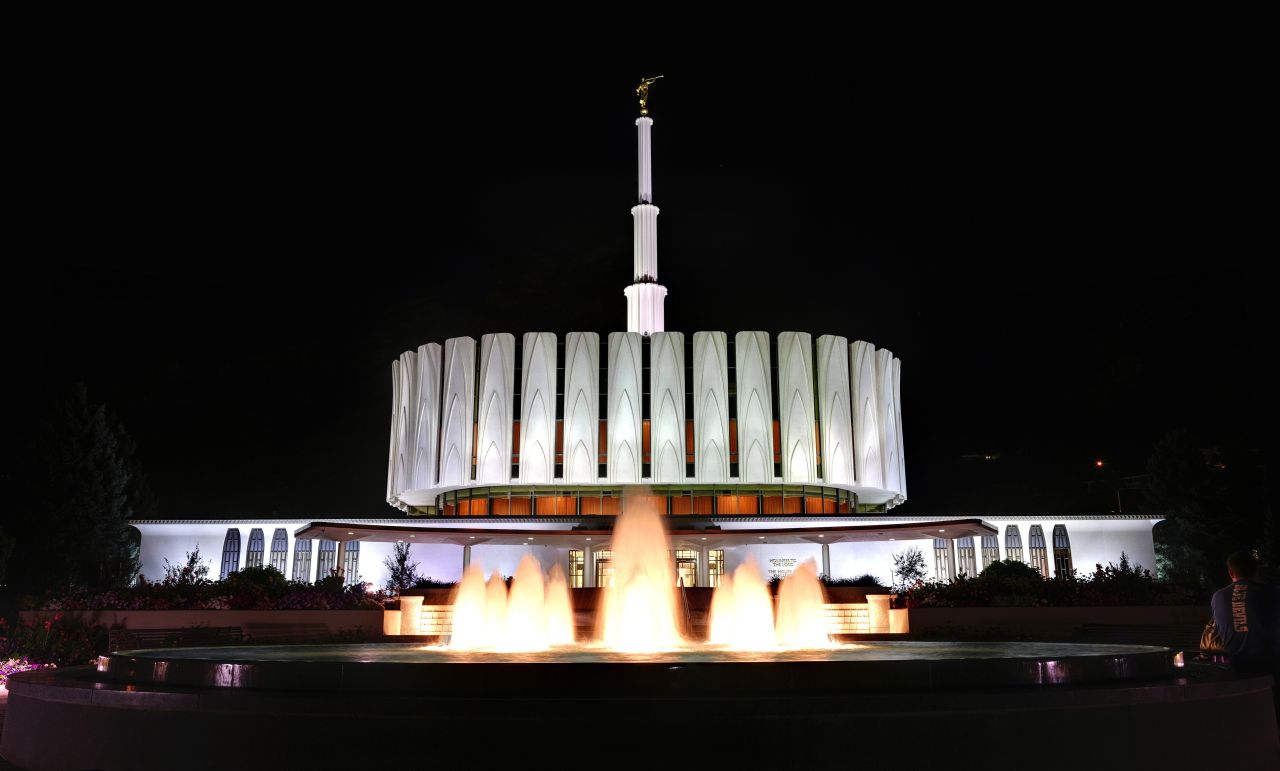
{"left": 723, "top": 544, "right": 823, "bottom": 580}
{"left": 136, "top": 521, "right": 422, "bottom": 592}
{"left": 828, "top": 539, "right": 934, "bottom": 586}
{"left": 137, "top": 523, "right": 229, "bottom": 583}
{"left": 1047, "top": 519, "right": 1159, "bottom": 575}
{"left": 136, "top": 517, "right": 1159, "bottom": 592}
{"left": 467, "top": 545, "right": 571, "bottom": 580}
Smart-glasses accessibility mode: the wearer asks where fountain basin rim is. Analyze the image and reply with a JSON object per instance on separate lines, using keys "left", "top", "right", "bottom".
{"left": 95, "top": 642, "right": 1180, "bottom": 695}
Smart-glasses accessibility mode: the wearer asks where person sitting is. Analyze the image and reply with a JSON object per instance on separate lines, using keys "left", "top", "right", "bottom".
{"left": 1210, "top": 551, "right": 1280, "bottom": 675}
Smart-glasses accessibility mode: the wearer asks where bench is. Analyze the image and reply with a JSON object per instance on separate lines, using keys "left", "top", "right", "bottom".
{"left": 241, "top": 622, "right": 332, "bottom": 643}
{"left": 109, "top": 626, "right": 244, "bottom": 651}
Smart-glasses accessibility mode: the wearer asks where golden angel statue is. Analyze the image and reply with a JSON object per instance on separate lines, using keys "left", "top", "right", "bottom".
{"left": 636, "top": 75, "right": 664, "bottom": 116}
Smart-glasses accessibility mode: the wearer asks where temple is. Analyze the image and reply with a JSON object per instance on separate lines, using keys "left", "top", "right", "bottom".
{"left": 133, "top": 83, "right": 1160, "bottom": 592}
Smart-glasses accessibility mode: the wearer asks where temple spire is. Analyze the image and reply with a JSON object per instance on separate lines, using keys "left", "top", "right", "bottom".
{"left": 625, "top": 76, "right": 667, "bottom": 336}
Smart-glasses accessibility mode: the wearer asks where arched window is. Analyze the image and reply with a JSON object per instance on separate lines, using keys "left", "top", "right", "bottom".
{"left": 220, "top": 529, "right": 241, "bottom": 580}
{"left": 269, "top": 529, "right": 288, "bottom": 572}
{"left": 342, "top": 540, "right": 361, "bottom": 586}
{"left": 1052, "top": 524, "right": 1073, "bottom": 577}
{"left": 980, "top": 535, "right": 1001, "bottom": 569}
{"left": 1004, "top": 525, "right": 1023, "bottom": 562}
{"left": 933, "top": 538, "right": 953, "bottom": 582}
{"left": 955, "top": 537, "right": 977, "bottom": 577}
{"left": 1028, "top": 525, "right": 1049, "bottom": 577}
{"left": 292, "top": 538, "right": 313, "bottom": 582}
{"left": 245, "top": 529, "right": 265, "bottom": 569}
{"left": 315, "top": 539, "right": 337, "bottom": 580}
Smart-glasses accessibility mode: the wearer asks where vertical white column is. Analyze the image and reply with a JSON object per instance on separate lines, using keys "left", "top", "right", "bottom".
{"left": 607, "top": 332, "right": 644, "bottom": 483}
{"left": 462, "top": 544, "right": 471, "bottom": 571}
{"left": 585, "top": 548, "right": 596, "bottom": 588}
{"left": 777, "top": 332, "right": 817, "bottom": 483}
{"left": 735, "top": 331, "right": 775, "bottom": 483}
{"left": 637, "top": 116, "right": 653, "bottom": 203}
{"left": 413, "top": 343, "right": 442, "bottom": 490}
{"left": 850, "top": 341, "right": 882, "bottom": 488}
{"left": 519, "top": 333, "right": 557, "bottom": 483}
{"left": 893, "top": 357, "right": 906, "bottom": 500}
{"left": 693, "top": 331, "right": 729, "bottom": 483}
{"left": 476, "top": 334, "right": 515, "bottom": 484}
{"left": 631, "top": 204, "right": 660, "bottom": 280}
{"left": 821, "top": 543, "right": 831, "bottom": 578}
{"left": 396, "top": 350, "right": 417, "bottom": 497}
{"left": 387, "top": 360, "right": 401, "bottom": 501}
{"left": 439, "top": 336, "right": 477, "bottom": 486}
{"left": 816, "top": 335, "right": 854, "bottom": 485}
{"left": 337, "top": 541, "right": 349, "bottom": 581}
{"left": 626, "top": 116, "right": 666, "bottom": 334}
{"left": 875, "top": 348, "right": 901, "bottom": 494}
{"left": 697, "top": 545, "right": 709, "bottom": 588}
{"left": 562, "top": 332, "right": 600, "bottom": 483}
{"left": 649, "top": 331, "right": 686, "bottom": 482}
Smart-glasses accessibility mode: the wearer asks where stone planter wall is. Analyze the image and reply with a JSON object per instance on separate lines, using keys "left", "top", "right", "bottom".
{"left": 905, "top": 605, "right": 1206, "bottom": 637}
{"left": 20, "top": 609, "right": 386, "bottom": 637}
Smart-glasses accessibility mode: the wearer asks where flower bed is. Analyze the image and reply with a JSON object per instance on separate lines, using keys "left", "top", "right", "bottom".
{"left": 897, "top": 556, "right": 1205, "bottom": 609}
{"left": 26, "top": 566, "right": 391, "bottom": 613}
{"left": 0, "top": 614, "right": 106, "bottom": 674}
{"left": 1, "top": 657, "right": 56, "bottom": 688}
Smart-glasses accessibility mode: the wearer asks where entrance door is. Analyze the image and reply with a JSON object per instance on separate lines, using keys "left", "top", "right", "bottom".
{"left": 673, "top": 549, "right": 698, "bottom": 587}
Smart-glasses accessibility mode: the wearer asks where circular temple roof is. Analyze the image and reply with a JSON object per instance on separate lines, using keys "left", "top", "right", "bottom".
{"left": 388, "top": 330, "right": 905, "bottom": 513}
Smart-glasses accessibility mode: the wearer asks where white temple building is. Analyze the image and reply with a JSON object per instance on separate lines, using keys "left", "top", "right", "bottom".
{"left": 133, "top": 88, "right": 1160, "bottom": 592}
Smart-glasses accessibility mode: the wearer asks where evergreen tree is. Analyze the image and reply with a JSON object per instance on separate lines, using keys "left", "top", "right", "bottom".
{"left": 1144, "top": 429, "right": 1264, "bottom": 586}
{"left": 12, "top": 385, "right": 154, "bottom": 594}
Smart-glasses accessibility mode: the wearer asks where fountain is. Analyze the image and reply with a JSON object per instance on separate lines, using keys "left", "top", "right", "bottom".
{"left": 11, "top": 496, "right": 1273, "bottom": 769}
{"left": 443, "top": 494, "right": 838, "bottom": 654}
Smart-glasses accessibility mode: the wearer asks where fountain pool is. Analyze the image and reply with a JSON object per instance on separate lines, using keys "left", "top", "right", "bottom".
{"left": 5, "top": 500, "right": 1277, "bottom": 767}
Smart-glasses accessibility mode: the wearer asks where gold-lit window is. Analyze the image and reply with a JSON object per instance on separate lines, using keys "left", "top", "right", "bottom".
{"left": 708, "top": 549, "right": 725, "bottom": 588}
{"left": 568, "top": 550, "right": 584, "bottom": 588}
{"left": 594, "top": 550, "right": 614, "bottom": 588}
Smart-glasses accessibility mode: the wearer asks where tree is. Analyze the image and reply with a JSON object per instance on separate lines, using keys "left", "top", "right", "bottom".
{"left": 1144, "top": 430, "right": 1266, "bottom": 587}
{"left": 11, "top": 384, "right": 155, "bottom": 594}
{"left": 383, "top": 542, "right": 420, "bottom": 595}
{"left": 892, "top": 546, "right": 928, "bottom": 592}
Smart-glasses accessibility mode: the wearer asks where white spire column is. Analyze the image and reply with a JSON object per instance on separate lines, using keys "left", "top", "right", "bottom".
{"left": 625, "top": 115, "right": 667, "bottom": 335}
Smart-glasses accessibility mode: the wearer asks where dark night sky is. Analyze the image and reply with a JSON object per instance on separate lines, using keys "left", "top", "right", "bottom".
{"left": 6, "top": 37, "right": 1271, "bottom": 519}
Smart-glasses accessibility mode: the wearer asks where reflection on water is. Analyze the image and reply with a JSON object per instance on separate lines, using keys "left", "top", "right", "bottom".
{"left": 122, "top": 641, "right": 1171, "bottom": 665}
